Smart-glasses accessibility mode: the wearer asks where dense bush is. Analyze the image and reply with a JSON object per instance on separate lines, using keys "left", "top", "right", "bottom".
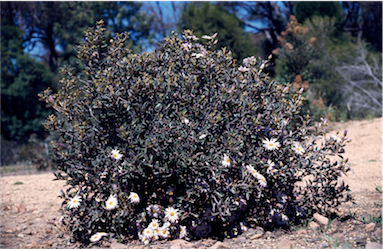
{"left": 39, "top": 20, "right": 352, "bottom": 245}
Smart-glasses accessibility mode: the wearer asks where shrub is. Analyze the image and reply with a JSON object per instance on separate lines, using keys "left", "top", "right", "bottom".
{"left": 39, "top": 20, "right": 353, "bottom": 245}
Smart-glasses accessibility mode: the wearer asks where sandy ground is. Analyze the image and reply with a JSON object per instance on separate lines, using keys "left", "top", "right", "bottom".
{"left": 0, "top": 117, "right": 382, "bottom": 248}
{"left": 329, "top": 118, "right": 382, "bottom": 205}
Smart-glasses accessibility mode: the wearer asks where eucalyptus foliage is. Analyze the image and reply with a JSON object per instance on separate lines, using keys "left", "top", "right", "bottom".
{"left": 39, "top": 20, "right": 352, "bottom": 244}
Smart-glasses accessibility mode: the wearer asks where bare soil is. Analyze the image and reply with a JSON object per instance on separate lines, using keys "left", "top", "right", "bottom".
{"left": 1, "top": 118, "right": 382, "bottom": 249}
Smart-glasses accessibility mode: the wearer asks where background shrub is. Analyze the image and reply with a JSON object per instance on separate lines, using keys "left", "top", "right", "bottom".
{"left": 40, "top": 20, "right": 353, "bottom": 245}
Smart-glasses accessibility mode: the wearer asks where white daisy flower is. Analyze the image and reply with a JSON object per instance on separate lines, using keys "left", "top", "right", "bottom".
{"left": 222, "top": 154, "right": 231, "bottom": 167}
{"left": 199, "top": 134, "right": 207, "bottom": 139}
{"left": 281, "top": 214, "right": 289, "bottom": 221}
{"left": 185, "top": 35, "right": 199, "bottom": 41}
{"left": 182, "top": 43, "right": 191, "bottom": 51}
{"left": 269, "top": 209, "right": 276, "bottom": 216}
{"left": 243, "top": 56, "right": 256, "bottom": 65}
{"left": 128, "top": 192, "right": 140, "bottom": 204}
{"left": 256, "top": 173, "right": 267, "bottom": 188}
{"left": 296, "top": 210, "right": 303, "bottom": 216}
{"left": 292, "top": 142, "right": 305, "bottom": 155}
{"left": 100, "top": 172, "right": 107, "bottom": 179}
{"left": 191, "top": 53, "right": 204, "bottom": 58}
{"left": 146, "top": 204, "right": 161, "bottom": 218}
{"left": 266, "top": 160, "right": 276, "bottom": 175}
{"left": 262, "top": 137, "right": 281, "bottom": 151}
{"left": 165, "top": 207, "right": 180, "bottom": 223}
{"left": 143, "top": 227, "right": 153, "bottom": 239}
{"left": 159, "top": 226, "right": 170, "bottom": 239}
{"left": 245, "top": 165, "right": 259, "bottom": 178}
{"left": 238, "top": 66, "right": 250, "bottom": 72}
{"left": 90, "top": 233, "right": 102, "bottom": 242}
{"left": 240, "top": 222, "right": 248, "bottom": 232}
{"left": 162, "top": 221, "right": 171, "bottom": 229}
{"left": 110, "top": 149, "right": 123, "bottom": 161}
{"left": 67, "top": 195, "right": 82, "bottom": 209}
{"left": 148, "top": 219, "right": 160, "bottom": 231}
{"left": 181, "top": 117, "right": 190, "bottom": 124}
{"left": 141, "top": 235, "right": 150, "bottom": 245}
{"left": 152, "top": 229, "right": 160, "bottom": 241}
{"left": 179, "top": 225, "right": 187, "bottom": 239}
{"left": 202, "top": 33, "right": 218, "bottom": 40}
{"left": 331, "top": 135, "right": 342, "bottom": 143}
{"left": 105, "top": 194, "right": 118, "bottom": 210}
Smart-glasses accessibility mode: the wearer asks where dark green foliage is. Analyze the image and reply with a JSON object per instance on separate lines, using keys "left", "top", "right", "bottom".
{"left": 294, "top": 1, "right": 343, "bottom": 38}
{"left": 8, "top": 1, "right": 152, "bottom": 73}
{"left": 1, "top": 1, "right": 152, "bottom": 145}
{"left": 295, "top": 1, "right": 343, "bottom": 26}
{"left": 1, "top": 17, "right": 55, "bottom": 142}
{"left": 40, "top": 21, "right": 353, "bottom": 245}
{"left": 359, "top": 2, "right": 382, "bottom": 52}
{"left": 179, "top": 2, "right": 258, "bottom": 61}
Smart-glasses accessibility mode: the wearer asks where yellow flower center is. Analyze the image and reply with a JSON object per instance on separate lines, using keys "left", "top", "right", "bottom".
{"left": 152, "top": 209, "right": 156, "bottom": 213}
{"left": 133, "top": 194, "right": 137, "bottom": 198}
{"left": 170, "top": 212, "right": 174, "bottom": 216}
{"left": 73, "top": 200, "right": 77, "bottom": 203}
{"left": 109, "top": 201, "right": 113, "bottom": 205}
{"left": 162, "top": 230, "right": 166, "bottom": 234}
{"left": 113, "top": 154, "right": 117, "bottom": 158}
{"left": 269, "top": 143, "right": 273, "bottom": 147}
{"left": 152, "top": 223, "right": 156, "bottom": 227}
{"left": 168, "top": 191, "right": 173, "bottom": 195}
{"left": 226, "top": 158, "right": 230, "bottom": 163}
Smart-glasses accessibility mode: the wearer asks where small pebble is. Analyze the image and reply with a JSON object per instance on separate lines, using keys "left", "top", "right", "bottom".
{"left": 250, "top": 233, "right": 263, "bottom": 240}
{"left": 320, "top": 242, "right": 329, "bottom": 248}
{"left": 309, "top": 221, "right": 320, "bottom": 229}
{"left": 313, "top": 213, "right": 329, "bottom": 225}
{"left": 365, "top": 222, "right": 376, "bottom": 232}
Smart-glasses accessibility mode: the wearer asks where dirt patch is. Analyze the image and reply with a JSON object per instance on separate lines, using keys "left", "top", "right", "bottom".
{"left": 1, "top": 118, "right": 382, "bottom": 248}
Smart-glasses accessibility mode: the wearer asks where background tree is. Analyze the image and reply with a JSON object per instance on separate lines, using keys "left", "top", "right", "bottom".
{"left": 1, "top": 2, "right": 153, "bottom": 142}
{"left": 218, "top": 1, "right": 295, "bottom": 57}
{"left": 178, "top": 2, "right": 259, "bottom": 61}
{"left": 358, "top": 2, "right": 382, "bottom": 52}
{"left": 342, "top": 1, "right": 382, "bottom": 52}
{"left": 294, "top": 1, "right": 344, "bottom": 39}
{"left": 6, "top": 1, "right": 152, "bottom": 74}
{"left": 1, "top": 13, "right": 55, "bottom": 142}
{"left": 335, "top": 43, "right": 382, "bottom": 118}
